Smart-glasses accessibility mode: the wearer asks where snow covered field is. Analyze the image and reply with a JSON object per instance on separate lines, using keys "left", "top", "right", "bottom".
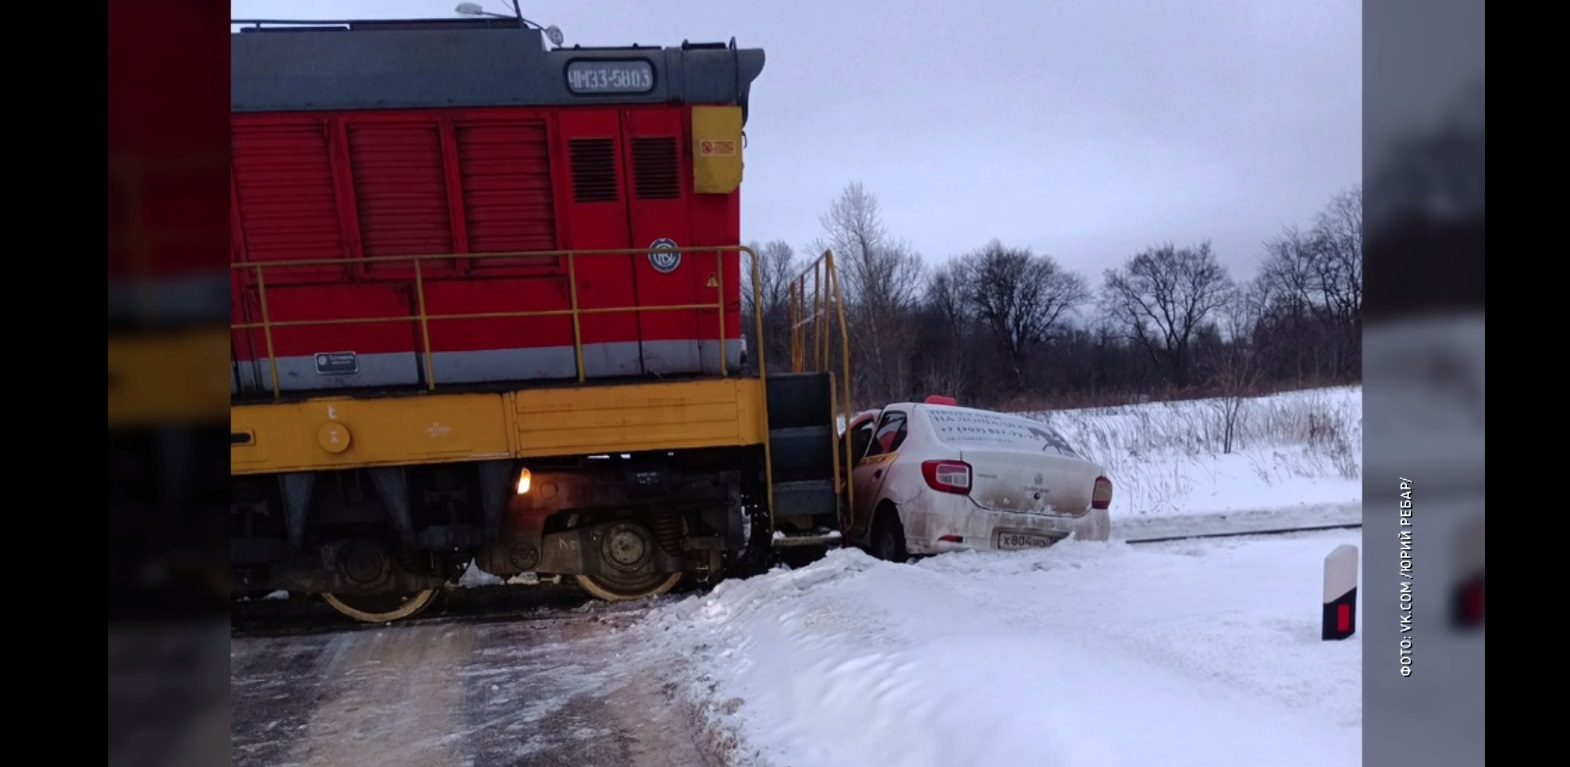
{"left": 1028, "top": 385, "right": 1363, "bottom": 537}
{"left": 630, "top": 529, "right": 1362, "bottom": 767}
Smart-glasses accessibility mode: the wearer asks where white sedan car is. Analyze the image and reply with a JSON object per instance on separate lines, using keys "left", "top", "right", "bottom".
{"left": 841, "top": 397, "right": 1112, "bottom": 561}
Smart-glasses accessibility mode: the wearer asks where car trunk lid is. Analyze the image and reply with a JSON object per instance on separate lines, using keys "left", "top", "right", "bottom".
{"left": 922, "top": 405, "right": 1105, "bottom": 516}
{"left": 958, "top": 447, "right": 1101, "bottom": 515}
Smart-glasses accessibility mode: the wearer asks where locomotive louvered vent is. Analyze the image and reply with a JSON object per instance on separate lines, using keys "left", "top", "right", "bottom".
{"left": 631, "top": 137, "right": 681, "bottom": 199}
{"left": 568, "top": 138, "right": 618, "bottom": 202}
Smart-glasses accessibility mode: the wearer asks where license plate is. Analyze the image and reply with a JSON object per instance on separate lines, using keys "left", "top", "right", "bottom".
{"left": 998, "top": 532, "right": 1058, "bottom": 550}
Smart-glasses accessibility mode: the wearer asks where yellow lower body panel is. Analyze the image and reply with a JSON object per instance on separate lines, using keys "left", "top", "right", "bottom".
{"left": 231, "top": 377, "right": 768, "bottom": 475}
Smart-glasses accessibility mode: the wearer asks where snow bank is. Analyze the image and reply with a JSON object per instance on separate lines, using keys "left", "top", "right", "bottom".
{"left": 1021, "top": 385, "right": 1362, "bottom": 520}
{"left": 630, "top": 532, "right": 1362, "bottom": 767}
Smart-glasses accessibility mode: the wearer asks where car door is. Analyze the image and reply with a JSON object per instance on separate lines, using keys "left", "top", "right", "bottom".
{"left": 851, "top": 409, "right": 908, "bottom": 534}
{"left": 843, "top": 415, "right": 877, "bottom": 537}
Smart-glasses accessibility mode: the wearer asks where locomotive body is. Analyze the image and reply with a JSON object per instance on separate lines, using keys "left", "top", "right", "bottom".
{"left": 228, "top": 18, "right": 844, "bottom": 622}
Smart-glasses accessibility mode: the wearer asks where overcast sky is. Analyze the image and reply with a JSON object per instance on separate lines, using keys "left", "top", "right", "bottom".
{"left": 229, "top": 0, "right": 1361, "bottom": 282}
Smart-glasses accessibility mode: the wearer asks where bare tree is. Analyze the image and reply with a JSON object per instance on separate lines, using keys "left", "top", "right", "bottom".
{"left": 1313, "top": 185, "right": 1362, "bottom": 317}
{"left": 1100, "top": 241, "right": 1234, "bottom": 389}
{"left": 820, "top": 183, "right": 925, "bottom": 310}
{"left": 912, "top": 258, "right": 975, "bottom": 400}
{"left": 816, "top": 182, "right": 925, "bottom": 403}
{"left": 956, "top": 240, "right": 1090, "bottom": 392}
{"left": 1256, "top": 226, "right": 1321, "bottom": 380}
{"left": 742, "top": 240, "right": 796, "bottom": 315}
{"left": 925, "top": 258, "right": 969, "bottom": 331}
{"left": 742, "top": 240, "right": 797, "bottom": 370}
{"left": 1259, "top": 226, "right": 1318, "bottom": 310}
{"left": 1255, "top": 185, "right": 1364, "bottom": 381}
{"left": 1310, "top": 185, "right": 1363, "bottom": 374}
{"left": 1206, "top": 281, "right": 1268, "bottom": 454}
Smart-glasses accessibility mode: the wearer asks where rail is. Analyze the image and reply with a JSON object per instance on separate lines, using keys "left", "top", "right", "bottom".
{"left": 786, "top": 250, "right": 855, "bottom": 524}
{"left": 1124, "top": 523, "right": 1363, "bottom": 545}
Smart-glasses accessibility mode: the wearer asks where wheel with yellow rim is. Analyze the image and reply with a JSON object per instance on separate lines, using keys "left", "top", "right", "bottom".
{"left": 320, "top": 589, "right": 439, "bottom": 623}
{"left": 567, "top": 514, "right": 685, "bottom": 601}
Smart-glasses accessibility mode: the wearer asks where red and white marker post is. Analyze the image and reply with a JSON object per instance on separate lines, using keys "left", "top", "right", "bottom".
{"left": 1322, "top": 543, "right": 1359, "bottom": 641}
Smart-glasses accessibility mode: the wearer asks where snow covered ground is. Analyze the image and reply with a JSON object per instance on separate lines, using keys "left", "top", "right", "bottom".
{"left": 1025, "top": 385, "right": 1362, "bottom": 536}
{"left": 630, "top": 529, "right": 1363, "bottom": 767}
{"left": 613, "top": 385, "right": 1365, "bottom": 766}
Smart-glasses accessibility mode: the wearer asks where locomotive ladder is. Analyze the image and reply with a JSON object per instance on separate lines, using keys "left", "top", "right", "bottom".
{"left": 764, "top": 250, "right": 854, "bottom": 547}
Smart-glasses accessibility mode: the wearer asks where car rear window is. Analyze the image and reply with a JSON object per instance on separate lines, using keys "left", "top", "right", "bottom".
{"left": 924, "top": 406, "right": 1081, "bottom": 457}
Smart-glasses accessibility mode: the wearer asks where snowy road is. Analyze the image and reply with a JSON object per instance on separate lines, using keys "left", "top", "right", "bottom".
{"left": 230, "top": 601, "right": 731, "bottom": 767}
{"left": 232, "top": 528, "right": 1362, "bottom": 767}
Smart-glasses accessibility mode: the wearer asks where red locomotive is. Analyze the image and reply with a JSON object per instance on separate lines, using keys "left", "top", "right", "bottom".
{"left": 229, "top": 16, "right": 847, "bottom": 622}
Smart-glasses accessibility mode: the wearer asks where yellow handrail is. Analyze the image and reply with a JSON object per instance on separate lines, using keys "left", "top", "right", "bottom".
{"left": 232, "top": 243, "right": 777, "bottom": 532}
{"left": 232, "top": 244, "right": 764, "bottom": 392}
{"left": 786, "top": 250, "right": 855, "bottom": 527}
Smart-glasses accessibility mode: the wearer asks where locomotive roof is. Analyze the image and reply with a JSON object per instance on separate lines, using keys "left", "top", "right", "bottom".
{"left": 230, "top": 17, "right": 765, "bottom": 123}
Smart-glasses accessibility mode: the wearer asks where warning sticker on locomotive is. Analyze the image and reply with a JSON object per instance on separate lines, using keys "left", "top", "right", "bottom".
{"left": 314, "top": 352, "right": 359, "bottom": 375}
{"left": 699, "top": 139, "right": 737, "bottom": 157}
{"left": 648, "top": 238, "right": 682, "bottom": 273}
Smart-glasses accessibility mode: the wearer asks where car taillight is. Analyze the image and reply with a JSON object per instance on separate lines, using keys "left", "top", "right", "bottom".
{"left": 1091, "top": 476, "right": 1113, "bottom": 510}
{"left": 922, "top": 460, "right": 972, "bottom": 494}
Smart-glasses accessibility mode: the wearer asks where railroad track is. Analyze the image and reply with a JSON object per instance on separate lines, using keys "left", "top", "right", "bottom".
{"left": 1123, "top": 522, "right": 1363, "bottom": 545}
{"left": 229, "top": 580, "right": 669, "bottom": 638}
{"left": 233, "top": 523, "right": 1364, "bottom": 636}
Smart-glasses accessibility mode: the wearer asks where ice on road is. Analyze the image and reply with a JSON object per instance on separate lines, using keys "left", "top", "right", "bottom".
{"left": 631, "top": 530, "right": 1362, "bottom": 767}
{"left": 230, "top": 602, "right": 732, "bottom": 767}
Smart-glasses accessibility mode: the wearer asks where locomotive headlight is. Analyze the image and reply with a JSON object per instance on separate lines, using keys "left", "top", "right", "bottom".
{"left": 516, "top": 467, "right": 532, "bottom": 495}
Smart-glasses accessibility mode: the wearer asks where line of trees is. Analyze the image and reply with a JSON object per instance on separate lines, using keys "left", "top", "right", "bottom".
{"left": 742, "top": 181, "right": 1362, "bottom": 412}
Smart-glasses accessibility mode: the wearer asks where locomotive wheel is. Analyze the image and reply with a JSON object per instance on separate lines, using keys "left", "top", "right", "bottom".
{"left": 320, "top": 589, "right": 439, "bottom": 623}
{"left": 575, "top": 571, "right": 684, "bottom": 602}
{"left": 568, "top": 514, "right": 684, "bottom": 601}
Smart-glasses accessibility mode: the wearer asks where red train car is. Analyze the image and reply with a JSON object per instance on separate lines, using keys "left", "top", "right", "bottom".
{"left": 229, "top": 18, "right": 764, "bottom": 396}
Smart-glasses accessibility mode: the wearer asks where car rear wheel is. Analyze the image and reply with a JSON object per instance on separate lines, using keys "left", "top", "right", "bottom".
{"left": 869, "top": 506, "right": 909, "bottom": 563}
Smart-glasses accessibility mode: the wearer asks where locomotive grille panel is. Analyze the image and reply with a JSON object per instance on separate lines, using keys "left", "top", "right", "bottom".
{"left": 346, "top": 122, "right": 455, "bottom": 258}
{"left": 231, "top": 122, "right": 345, "bottom": 266}
{"left": 568, "top": 138, "right": 619, "bottom": 203}
{"left": 631, "top": 137, "right": 681, "bottom": 200}
{"left": 455, "top": 120, "right": 558, "bottom": 253}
